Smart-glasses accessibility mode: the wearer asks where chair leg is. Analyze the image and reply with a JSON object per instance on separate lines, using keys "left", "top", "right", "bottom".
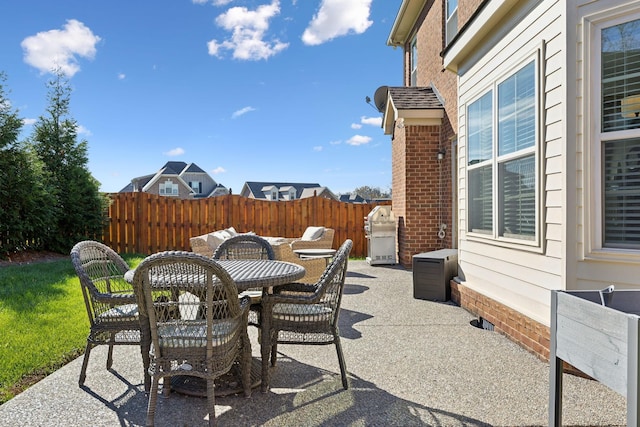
{"left": 146, "top": 376, "right": 160, "bottom": 427}
{"left": 334, "top": 335, "right": 349, "bottom": 390}
{"left": 207, "top": 378, "right": 216, "bottom": 427}
{"left": 140, "top": 327, "right": 151, "bottom": 393}
{"left": 260, "top": 319, "right": 272, "bottom": 392}
{"left": 106, "top": 342, "right": 115, "bottom": 370}
{"left": 241, "top": 335, "right": 252, "bottom": 398}
{"left": 270, "top": 341, "right": 278, "bottom": 367}
{"left": 79, "top": 342, "right": 93, "bottom": 386}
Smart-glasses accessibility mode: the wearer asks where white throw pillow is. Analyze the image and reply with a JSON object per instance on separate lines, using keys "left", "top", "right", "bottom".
{"left": 226, "top": 227, "right": 238, "bottom": 236}
{"left": 207, "top": 231, "right": 226, "bottom": 249}
{"left": 217, "top": 229, "right": 232, "bottom": 240}
{"left": 301, "top": 226, "right": 325, "bottom": 241}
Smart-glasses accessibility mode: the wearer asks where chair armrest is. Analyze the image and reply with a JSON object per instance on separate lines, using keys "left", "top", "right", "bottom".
{"left": 289, "top": 228, "right": 335, "bottom": 251}
{"left": 271, "top": 243, "right": 326, "bottom": 284}
{"left": 265, "top": 286, "right": 322, "bottom": 305}
{"left": 94, "top": 292, "right": 137, "bottom": 305}
{"left": 273, "top": 282, "right": 317, "bottom": 294}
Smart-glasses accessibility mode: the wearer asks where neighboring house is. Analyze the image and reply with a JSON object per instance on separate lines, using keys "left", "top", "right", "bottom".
{"left": 339, "top": 193, "right": 393, "bottom": 203}
{"left": 382, "top": 0, "right": 640, "bottom": 362}
{"left": 339, "top": 193, "right": 367, "bottom": 203}
{"left": 240, "top": 182, "right": 338, "bottom": 201}
{"left": 120, "top": 161, "right": 228, "bottom": 199}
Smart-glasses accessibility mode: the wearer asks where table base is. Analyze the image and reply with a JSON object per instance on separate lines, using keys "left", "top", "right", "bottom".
{"left": 170, "top": 357, "right": 262, "bottom": 397}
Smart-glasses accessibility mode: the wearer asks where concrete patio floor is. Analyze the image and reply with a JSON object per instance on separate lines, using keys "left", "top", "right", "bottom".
{"left": 0, "top": 260, "right": 627, "bottom": 426}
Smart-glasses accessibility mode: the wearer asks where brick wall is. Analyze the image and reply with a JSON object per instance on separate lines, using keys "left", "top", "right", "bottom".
{"left": 393, "top": 124, "right": 454, "bottom": 266}
{"left": 450, "top": 280, "right": 551, "bottom": 361}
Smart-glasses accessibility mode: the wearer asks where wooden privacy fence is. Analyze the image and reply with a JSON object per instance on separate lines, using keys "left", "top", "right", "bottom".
{"left": 104, "top": 192, "right": 390, "bottom": 258}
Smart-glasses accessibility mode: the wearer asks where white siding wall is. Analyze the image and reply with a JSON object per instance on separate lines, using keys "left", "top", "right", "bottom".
{"left": 571, "top": 0, "right": 640, "bottom": 292}
{"left": 456, "top": 0, "right": 565, "bottom": 325}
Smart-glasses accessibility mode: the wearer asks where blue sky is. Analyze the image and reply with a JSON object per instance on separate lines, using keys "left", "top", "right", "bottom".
{"left": 1, "top": 0, "right": 402, "bottom": 194}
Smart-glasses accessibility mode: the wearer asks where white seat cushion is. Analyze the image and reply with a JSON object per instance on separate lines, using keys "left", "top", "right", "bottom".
{"left": 272, "top": 303, "right": 332, "bottom": 322}
{"left": 97, "top": 304, "right": 138, "bottom": 322}
{"left": 158, "top": 320, "right": 236, "bottom": 347}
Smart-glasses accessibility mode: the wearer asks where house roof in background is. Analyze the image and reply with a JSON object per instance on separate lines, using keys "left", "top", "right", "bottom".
{"left": 119, "top": 162, "right": 213, "bottom": 193}
{"left": 340, "top": 193, "right": 367, "bottom": 203}
{"left": 244, "top": 181, "right": 324, "bottom": 199}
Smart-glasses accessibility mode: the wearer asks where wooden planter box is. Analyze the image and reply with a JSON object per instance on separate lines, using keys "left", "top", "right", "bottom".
{"left": 549, "top": 289, "right": 640, "bottom": 426}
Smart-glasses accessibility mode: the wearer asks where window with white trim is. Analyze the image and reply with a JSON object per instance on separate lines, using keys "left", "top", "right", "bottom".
{"left": 159, "top": 179, "right": 179, "bottom": 196}
{"left": 189, "top": 181, "right": 201, "bottom": 194}
{"left": 600, "top": 16, "right": 640, "bottom": 248}
{"left": 467, "top": 59, "right": 538, "bottom": 243}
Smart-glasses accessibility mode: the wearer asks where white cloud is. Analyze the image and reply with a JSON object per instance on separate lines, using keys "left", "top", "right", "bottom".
{"left": 346, "top": 135, "right": 372, "bottom": 146}
{"left": 361, "top": 115, "right": 382, "bottom": 127}
{"left": 329, "top": 140, "right": 341, "bottom": 145}
{"left": 351, "top": 123, "right": 362, "bottom": 129}
{"left": 21, "top": 19, "right": 101, "bottom": 77}
{"left": 207, "top": 0, "right": 289, "bottom": 60}
{"left": 164, "top": 147, "right": 185, "bottom": 156}
{"left": 76, "top": 124, "right": 92, "bottom": 136}
{"left": 117, "top": 73, "right": 126, "bottom": 80}
{"left": 231, "top": 106, "right": 256, "bottom": 118}
{"left": 211, "top": 166, "right": 226, "bottom": 174}
{"left": 302, "top": 0, "right": 373, "bottom": 46}
{"left": 313, "top": 146, "right": 323, "bottom": 151}
{"left": 22, "top": 118, "right": 36, "bottom": 126}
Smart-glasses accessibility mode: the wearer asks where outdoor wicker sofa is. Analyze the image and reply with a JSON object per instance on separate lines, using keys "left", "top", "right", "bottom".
{"left": 189, "top": 226, "right": 335, "bottom": 284}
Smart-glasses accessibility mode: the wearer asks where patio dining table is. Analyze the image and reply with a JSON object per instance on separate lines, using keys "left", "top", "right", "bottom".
{"left": 125, "top": 258, "right": 306, "bottom": 396}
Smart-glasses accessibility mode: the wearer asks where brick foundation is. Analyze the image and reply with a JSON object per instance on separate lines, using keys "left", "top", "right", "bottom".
{"left": 450, "top": 279, "right": 592, "bottom": 377}
{"left": 450, "top": 279, "right": 551, "bottom": 361}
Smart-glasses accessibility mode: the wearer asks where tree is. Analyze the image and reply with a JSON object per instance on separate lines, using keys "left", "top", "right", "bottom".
{"left": 352, "top": 185, "right": 391, "bottom": 201}
{"left": 29, "top": 70, "right": 108, "bottom": 253}
{"left": 0, "top": 72, "right": 54, "bottom": 254}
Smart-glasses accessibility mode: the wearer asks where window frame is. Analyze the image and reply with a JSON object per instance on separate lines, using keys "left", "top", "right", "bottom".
{"left": 465, "top": 51, "right": 542, "bottom": 249}
{"left": 445, "top": 0, "right": 458, "bottom": 45}
{"left": 159, "top": 179, "right": 179, "bottom": 197}
{"left": 189, "top": 181, "right": 201, "bottom": 194}
{"left": 587, "top": 7, "right": 640, "bottom": 255}
{"left": 410, "top": 36, "right": 418, "bottom": 86}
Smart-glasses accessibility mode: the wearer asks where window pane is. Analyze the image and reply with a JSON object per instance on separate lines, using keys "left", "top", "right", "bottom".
{"left": 604, "top": 137, "right": 640, "bottom": 247}
{"left": 498, "top": 61, "right": 536, "bottom": 156}
{"left": 469, "top": 166, "right": 493, "bottom": 234}
{"left": 499, "top": 156, "right": 535, "bottom": 239}
{"left": 602, "top": 19, "right": 640, "bottom": 132}
{"left": 411, "top": 39, "right": 418, "bottom": 86}
{"left": 468, "top": 91, "right": 493, "bottom": 165}
{"left": 447, "top": 0, "right": 458, "bottom": 18}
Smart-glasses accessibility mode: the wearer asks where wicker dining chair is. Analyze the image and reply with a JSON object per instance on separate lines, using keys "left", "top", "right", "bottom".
{"left": 212, "top": 234, "right": 275, "bottom": 326}
{"left": 260, "top": 239, "right": 353, "bottom": 392}
{"left": 70, "top": 240, "right": 140, "bottom": 386}
{"left": 132, "top": 251, "right": 252, "bottom": 427}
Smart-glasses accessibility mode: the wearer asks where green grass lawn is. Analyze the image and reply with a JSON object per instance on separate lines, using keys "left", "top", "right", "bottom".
{"left": 0, "top": 254, "right": 144, "bottom": 404}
